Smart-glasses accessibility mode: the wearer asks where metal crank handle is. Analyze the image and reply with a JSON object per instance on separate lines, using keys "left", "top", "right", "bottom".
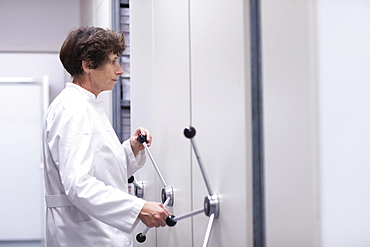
{"left": 138, "top": 134, "right": 167, "bottom": 187}
{"left": 128, "top": 175, "right": 143, "bottom": 189}
{"left": 128, "top": 175, "right": 144, "bottom": 198}
{"left": 166, "top": 208, "right": 204, "bottom": 227}
{"left": 184, "top": 126, "right": 213, "bottom": 196}
{"left": 136, "top": 227, "right": 149, "bottom": 243}
{"left": 136, "top": 197, "right": 171, "bottom": 243}
{"left": 202, "top": 213, "right": 216, "bottom": 247}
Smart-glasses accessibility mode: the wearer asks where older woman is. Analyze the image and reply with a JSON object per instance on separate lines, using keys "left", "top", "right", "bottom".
{"left": 42, "top": 26, "right": 169, "bottom": 247}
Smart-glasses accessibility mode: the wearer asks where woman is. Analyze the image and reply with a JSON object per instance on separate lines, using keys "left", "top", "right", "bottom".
{"left": 42, "top": 26, "right": 169, "bottom": 247}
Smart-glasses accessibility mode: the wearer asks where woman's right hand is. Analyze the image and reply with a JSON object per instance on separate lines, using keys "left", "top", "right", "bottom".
{"left": 138, "top": 201, "right": 170, "bottom": 228}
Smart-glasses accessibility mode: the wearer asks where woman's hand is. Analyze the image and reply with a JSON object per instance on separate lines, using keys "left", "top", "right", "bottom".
{"left": 130, "top": 127, "right": 152, "bottom": 156}
{"left": 138, "top": 201, "right": 170, "bottom": 228}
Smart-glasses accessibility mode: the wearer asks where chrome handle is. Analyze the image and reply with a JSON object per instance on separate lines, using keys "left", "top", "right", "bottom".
{"left": 136, "top": 197, "right": 171, "bottom": 243}
{"left": 138, "top": 135, "right": 167, "bottom": 187}
{"left": 165, "top": 127, "right": 220, "bottom": 247}
{"left": 128, "top": 175, "right": 144, "bottom": 198}
{"left": 184, "top": 126, "right": 213, "bottom": 196}
{"left": 203, "top": 213, "right": 216, "bottom": 247}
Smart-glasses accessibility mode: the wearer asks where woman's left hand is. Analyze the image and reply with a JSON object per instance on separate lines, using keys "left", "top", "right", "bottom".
{"left": 130, "top": 127, "right": 152, "bottom": 156}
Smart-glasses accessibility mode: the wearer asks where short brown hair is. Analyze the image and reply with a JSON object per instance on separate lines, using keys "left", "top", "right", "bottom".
{"left": 59, "top": 26, "right": 126, "bottom": 76}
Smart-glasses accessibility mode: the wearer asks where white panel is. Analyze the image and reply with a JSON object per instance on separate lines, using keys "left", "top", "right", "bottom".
{"left": 130, "top": 0, "right": 157, "bottom": 245}
{"left": 190, "top": 0, "right": 253, "bottom": 246}
{"left": 261, "top": 0, "right": 320, "bottom": 246}
{"left": 0, "top": 84, "right": 44, "bottom": 240}
{"left": 131, "top": 0, "right": 192, "bottom": 246}
{"left": 132, "top": 1, "right": 254, "bottom": 246}
{"left": 151, "top": 0, "right": 192, "bottom": 246}
{"left": 317, "top": 1, "right": 370, "bottom": 246}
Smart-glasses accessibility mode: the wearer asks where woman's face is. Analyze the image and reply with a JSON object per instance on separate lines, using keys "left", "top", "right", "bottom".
{"left": 89, "top": 53, "right": 124, "bottom": 95}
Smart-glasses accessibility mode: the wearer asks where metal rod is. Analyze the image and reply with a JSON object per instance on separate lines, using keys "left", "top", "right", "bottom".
{"left": 163, "top": 196, "right": 171, "bottom": 207}
{"left": 174, "top": 208, "right": 204, "bottom": 222}
{"left": 143, "top": 142, "right": 167, "bottom": 187}
{"left": 202, "top": 213, "right": 215, "bottom": 247}
{"left": 141, "top": 226, "right": 150, "bottom": 236}
{"left": 190, "top": 139, "right": 213, "bottom": 195}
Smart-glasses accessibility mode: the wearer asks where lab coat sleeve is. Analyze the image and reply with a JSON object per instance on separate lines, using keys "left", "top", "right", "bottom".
{"left": 47, "top": 104, "right": 146, "bottom": 234}
{"left": 122, "top": 139, "right": 146, "bottom": 178}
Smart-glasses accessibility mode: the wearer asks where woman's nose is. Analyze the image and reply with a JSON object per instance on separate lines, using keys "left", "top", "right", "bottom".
{"left": 117, "top": 64, "right": 124, "bottom": 75}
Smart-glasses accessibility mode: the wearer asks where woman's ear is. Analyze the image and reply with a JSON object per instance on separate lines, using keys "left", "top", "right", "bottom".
{"left": 81, "top": 60, "right": 91, "bottom": 74}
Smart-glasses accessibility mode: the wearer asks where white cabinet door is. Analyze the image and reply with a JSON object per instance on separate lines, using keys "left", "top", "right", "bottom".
{"left": 131, "top": 0, "right": 193, "bottom": 246}
{"left": 190, "top": 0, "right": 254, "bottom": 246}
{"left": 131, "top": 0, "right": 254, "bottom": 246}
{"left": 150, "top": 0, "right": 193, "bottom": 246}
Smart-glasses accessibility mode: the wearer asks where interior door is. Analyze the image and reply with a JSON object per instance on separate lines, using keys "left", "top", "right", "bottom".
{"left": 0, "top": 83, "right": 44, "bottom": 241}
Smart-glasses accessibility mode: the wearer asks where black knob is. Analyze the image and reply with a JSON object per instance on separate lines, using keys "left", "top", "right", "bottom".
{"left": 136, "top": 233, "right": 146, "bottom": 243}
{"left": 128, "top": 175, "right": 134, "bottom": 184}
{"left": 184, "top": 126, "right": 196, "bottom": 139}
{"left": 138, "top": 134, "right": 147, "bottom": 144}
{"left": 166, "top": 215, "right": 177, "bottom": 227}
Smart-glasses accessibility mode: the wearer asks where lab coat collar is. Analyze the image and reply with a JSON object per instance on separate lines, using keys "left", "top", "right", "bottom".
{"left": 66, "top": 82, "right": 102, "bottom": 102}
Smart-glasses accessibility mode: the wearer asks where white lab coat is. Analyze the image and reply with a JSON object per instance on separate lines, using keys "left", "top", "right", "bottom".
{"left": 42, "top": 82, "right": 146, "bottom": 247}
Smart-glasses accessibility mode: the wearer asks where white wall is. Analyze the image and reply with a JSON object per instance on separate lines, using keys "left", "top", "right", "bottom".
{"left": 317, "top": 1, "right": 370, "bottom": 246}
{"left": 0, "top": 0, "right": 80, "bottom": 101}
{"left": 0, "top": 0, "right": 80, "bottom": 52}
{"left": 0, "top": 53, "right": 65, "bottom": 103}
{"left": 80, "top": 0, "right": 114, "bottom": 122}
